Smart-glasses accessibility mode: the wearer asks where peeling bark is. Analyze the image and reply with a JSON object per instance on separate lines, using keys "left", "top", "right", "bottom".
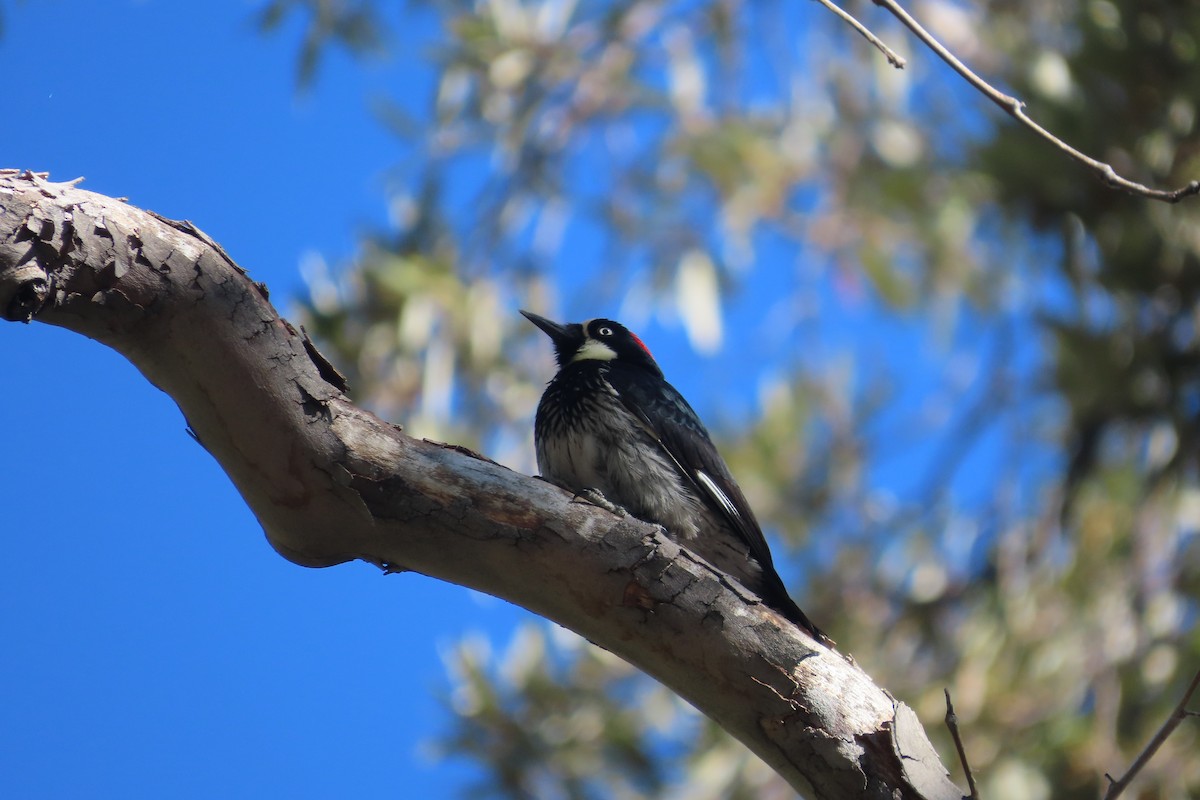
{"left": 0, "top": 170, "right": 965, "bottom": 799}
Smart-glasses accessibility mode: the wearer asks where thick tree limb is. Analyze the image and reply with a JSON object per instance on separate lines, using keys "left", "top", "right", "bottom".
{"left": 0, "top": 170, "right": 963, "bottom": 799}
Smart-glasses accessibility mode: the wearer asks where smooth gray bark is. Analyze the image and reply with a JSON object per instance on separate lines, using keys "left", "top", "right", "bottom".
{"left": 0, "top": 169, "right": 964, "bottom": 800}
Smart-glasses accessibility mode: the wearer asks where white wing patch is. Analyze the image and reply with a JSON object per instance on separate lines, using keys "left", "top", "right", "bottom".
{"left": 695, "top": 469, "right": 741, "bottom": 523}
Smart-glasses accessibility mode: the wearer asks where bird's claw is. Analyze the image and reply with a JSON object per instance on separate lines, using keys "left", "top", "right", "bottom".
{"left": 573, "top": 487, "right": 627, "bottom": 516}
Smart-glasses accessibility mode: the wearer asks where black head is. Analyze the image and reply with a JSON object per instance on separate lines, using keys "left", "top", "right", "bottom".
{"left": 521, "top": 310, "right": 663, "bottom": 378}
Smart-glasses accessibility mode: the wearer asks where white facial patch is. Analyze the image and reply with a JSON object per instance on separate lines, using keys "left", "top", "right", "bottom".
{"left": 572, "top": 338, "right": 618, "bottom": 362}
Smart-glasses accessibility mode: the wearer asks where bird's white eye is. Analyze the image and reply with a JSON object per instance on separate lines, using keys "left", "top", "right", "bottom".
{"left": 597, "top": 326, "right": 613, "bottom": 337}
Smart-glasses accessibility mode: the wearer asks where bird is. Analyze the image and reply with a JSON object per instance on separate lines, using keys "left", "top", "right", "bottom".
{"left": 522, "top": 310, "right": 829, "bottom": 644}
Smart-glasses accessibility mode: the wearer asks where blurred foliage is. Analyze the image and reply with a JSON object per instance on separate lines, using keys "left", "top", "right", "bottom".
{"left": 255, "top": 0, "right": 386, "bottom": 86}
{"left": 270, "top": 0, "right": 1200, "bottom": 796}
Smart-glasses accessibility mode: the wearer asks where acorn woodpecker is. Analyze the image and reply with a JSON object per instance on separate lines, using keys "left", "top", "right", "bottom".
{"left": 522, "top": 310, "right": 828, "bottom": 644}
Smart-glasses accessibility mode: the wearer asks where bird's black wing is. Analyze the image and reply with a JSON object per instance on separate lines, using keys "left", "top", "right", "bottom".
{"left": 605, "top": 363, "right": 829, "bottom": 643}
{"left": 604, "top": 364, "right": 778, "bottom": 571}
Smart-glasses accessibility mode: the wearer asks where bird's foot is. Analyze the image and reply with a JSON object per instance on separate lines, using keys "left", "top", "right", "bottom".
{"left": 572, "top": 487, "right": 627, "bottom": 516}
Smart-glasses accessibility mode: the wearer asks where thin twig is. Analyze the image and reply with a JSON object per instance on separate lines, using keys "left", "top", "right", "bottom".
{"left": 1103, "top": 668, "right": 1200, "bottom": 799}
{"left": 944, "top": 688, "right": 980, "bottom": 800}
{"left": 815, "top": 0, "right": 906, "bottom": 68}
{"left": 869, "top": 0, "right": 1200, "bottom": 203}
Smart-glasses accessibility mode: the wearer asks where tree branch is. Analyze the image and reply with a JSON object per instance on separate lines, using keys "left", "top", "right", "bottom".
{"left": 816, "top": 0, "right": 906, "bottom": 69}
{"left": 944, "top": 689, "right": 980, "bottom": 800}
{"left": 0, "top": 170, "right": 964, "bottom": 798}
{"left": 869, "top": 0, "right": 1200, "bottom": 203}
{"left": 1103, "top": 668, "right": 1200, "bottom": 799}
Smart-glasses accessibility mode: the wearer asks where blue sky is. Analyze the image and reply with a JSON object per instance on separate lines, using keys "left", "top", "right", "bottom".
{"left": 0, "top": 3, "right": 518, "bottom": 797}
{"left": 0, "top": 2, "right": 1060, "bottom": 797}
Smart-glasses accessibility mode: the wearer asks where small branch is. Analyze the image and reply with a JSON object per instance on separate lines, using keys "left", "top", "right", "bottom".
{"left": 870, "top": 0, "right": 1200, "bottom": 203}
{"left": 1103, "top": 668, "right": 1200, "bottom": 799}
{"left": 944, "top": 689, "right": 980, "bottom": 800}
{"left": 816, "top": 0, "right": 906, "bottom": 69}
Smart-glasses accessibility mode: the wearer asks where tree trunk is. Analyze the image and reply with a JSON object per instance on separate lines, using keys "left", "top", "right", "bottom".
{"left": 0, "top": 169, "right": 964, "bottom": 800}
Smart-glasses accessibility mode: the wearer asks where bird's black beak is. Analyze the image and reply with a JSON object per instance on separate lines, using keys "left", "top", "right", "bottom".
{"left": 521, "top": 310, "right": 573, "bottom": 344}
{"left": 522, "top": 310, "right": 586, "bottom": 366}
